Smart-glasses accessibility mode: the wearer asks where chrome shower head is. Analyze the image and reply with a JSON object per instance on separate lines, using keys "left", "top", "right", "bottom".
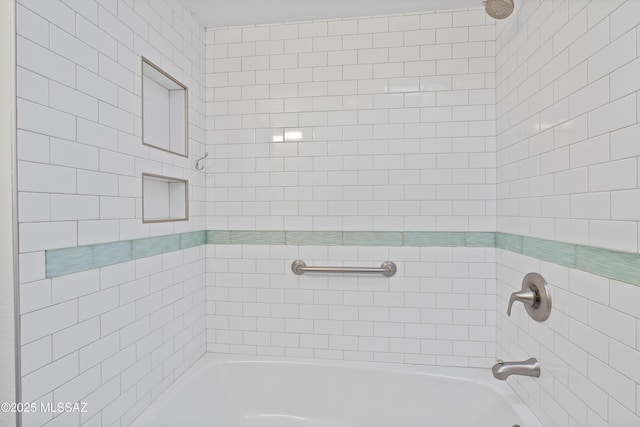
{"left": 484, "top": 0, "right": 514, "bottom": 19}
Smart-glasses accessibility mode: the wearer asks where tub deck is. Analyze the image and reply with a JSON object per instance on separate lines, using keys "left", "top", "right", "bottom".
{"left": 132, "top": 354, "right": 542, "bottom": 427}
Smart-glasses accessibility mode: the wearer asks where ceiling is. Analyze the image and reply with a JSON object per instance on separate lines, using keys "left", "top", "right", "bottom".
{"left": 182, "top": 0, "right": 483, "bottom": 28}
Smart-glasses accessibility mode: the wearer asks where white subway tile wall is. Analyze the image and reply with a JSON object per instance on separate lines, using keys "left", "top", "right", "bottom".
{"left": 206, "top": 244, "right": 496, "bottom": 366}
{"left": 14, "top": 0, "right": 640, "bottom": 426}
{"left": 204, "top": 9, "right": 497, "bottom": 232}
{"left": 19, "top": 247, "right": 206, "bottom": 427}
{"left": 496, "top": 0, "right": 640, "bottom": 254}
{"left": 496, "top": 0, "right": 640, "bottom": 425}
{"left": 16, "top": 0, "right": 207, "bottom": 425}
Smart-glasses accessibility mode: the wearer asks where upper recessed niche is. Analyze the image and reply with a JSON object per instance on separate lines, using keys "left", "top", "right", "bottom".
{"left": 141, "top": 57, "right": 188, "bottom": 157}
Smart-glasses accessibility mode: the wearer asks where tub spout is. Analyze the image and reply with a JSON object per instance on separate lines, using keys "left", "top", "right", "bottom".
{"left": 492, "top": 358, "right": 540, "bottom": 380}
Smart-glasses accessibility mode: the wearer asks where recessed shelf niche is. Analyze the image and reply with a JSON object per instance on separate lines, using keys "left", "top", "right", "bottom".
{"left": 141, "top": 57, "right": 188, "bottom": 157}
{"left": 142, "top": 173, "right": 189, "bottom": 223}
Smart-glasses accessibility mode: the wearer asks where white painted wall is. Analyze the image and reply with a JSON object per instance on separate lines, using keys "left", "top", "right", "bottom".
{"left": 0, "top": 0, "right": 17, "bottom": 425}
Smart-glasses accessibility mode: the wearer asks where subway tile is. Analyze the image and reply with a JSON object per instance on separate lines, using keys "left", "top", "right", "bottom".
{"left": 52, "top": 317, "right": 100, "bottom": 359}
{"left": 357, "top": 48, "right": 388, "bottom": 64}
{"left": 98, "top": 53, "right": 135, "bottom": 92}
{"left": 609, "top": 397, "right": 640, "bottom": 427}
{"left": 77, "top": 220, "right": 119, "bottom": 246}
{"left": 356, "top": 17, "right": 387, "bottom": 34}
{"left": 76, "top": 14, "right": 115, "bottom": 58}
{"left": 50, "top": 194, "right": 99, "bottom": 221}
{"left": 569, "top": 18, "right": 609, "bottom": 68}
{"left": 16, "top": 129, "right": 50, "bottom": 164}
{"left": 420, "top": 12, "right": 451, "bottom": 30}
{"left": 17, "top": 67, "right": 49, "bottom": 107}
{"left": 22, "top": 353, "right": 78, "bottom": 403}
{"left": 21, "top": 221, "right": 77, "bottom": 253}
{"left": 588, "top": 157, "right": 636, "bottom": 192}
{"left": 17, "top": 3, "right": 51, "bottom": 46}
{"left": 18, "top": 192, "right": 50, "bottom": 223}
{"left": 587, "top": 301, "right": 635, "bottom": 348}
{"left": 78, "top": 288, "right": 119, "bottom": 323}
{"left": 270, "top": 24, "right": 298, "bottom": 40}
{"left": 21, "top": 336, "right": 52, "bottom": 377}
{"left": 588, "top": 221, "right": 638, "bottom": 254}
{"left": 21, "top": 299, "right": 78, "bottom": 345}
{"left": 569, "top": 369, "right": 608, "bottom": 421}
{"left": 569, "top": 76, "right": 609, "bottom": 118}
{"left": 611, "top": 123, "right": 640, "bottom": 161}
{"left": 588, "top": 28, "right": 635, "bottom": 83}
{"left": 19, "top": 279, "right": 51, "bottom": 318}
{"left": 53, "top": 366, "right": 101, "bottom": 412}
{"left": 299, "top": 22, "right": 327, "bottom": 38}
{"left": 588, "top": 355, "right": 636, "bottom": 412}
{"left": 52, "top": 269, "right": 99, "bottom": 304}
{"left": 587, "top": 94, "right": 636, "bottom": 138}
{"left": 610, "top": 279, "right": 640, "bottom": 318}
{"left": 18, "top": 98, "right": 77, "bottom": 141}
{"left": 18, "top": 160, "right": 77, "bottom": 196}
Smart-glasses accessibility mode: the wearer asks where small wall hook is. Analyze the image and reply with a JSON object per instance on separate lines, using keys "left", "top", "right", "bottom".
{"left": 195, "top": 152, "right": 208, "bottom": 170}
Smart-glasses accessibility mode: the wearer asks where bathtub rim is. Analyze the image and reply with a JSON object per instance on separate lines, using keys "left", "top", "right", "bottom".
{"left": 132, "top": 352, "right": 543, "bottom": 427}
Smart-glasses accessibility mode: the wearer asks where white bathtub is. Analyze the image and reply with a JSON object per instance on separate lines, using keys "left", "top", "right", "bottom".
{"left": 132, "top": 354, "right": 542, "bottom": 427}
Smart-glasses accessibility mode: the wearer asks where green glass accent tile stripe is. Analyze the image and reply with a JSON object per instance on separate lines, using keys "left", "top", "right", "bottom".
{"left": 132, "top": 234, "right": 180, "bottom": 259}
{"left": 344, "top": 231, "right": 403, "bottom": 246}
{"left": 45, "top": 230, "right": 640, "bottom": 285}
{"left": 180, "top": 231, "right": 207, "bottom": 249}
{"left": 231, "top": 231, "right": 285, "bottom": 245}
{"left": 576, "top": 246, "right": 640, "bottom": 286}
{"left": 495, "top": 232, "right": 523, "bottom": 253}
{"left": 46, "top": 231, "right": 203, "bottom": 278}
{"left": 286, "top": 231, "right": 343, "bottom": 246}
{"left": 46, "top": 246, "right": 94, "bottom": 278}
{"left": 47, "top": 242, "right": 132, "bottom": 277}
{"left": 93, "top": 241, "right": 131, "bottom": 266}
{"left": 206, "top": 230, "right": 231, "bottom": 244}
{"left": 403, "top": 232, "right": 465, "bottom": 247}
{"left": 522, "top": 236, "right": 576, "bottom": 267}
{"left": 497, "top": 233, "right": 640, "bottom": 286}
{"left": 465, "top": 232, "right": 496, "bottom": 247}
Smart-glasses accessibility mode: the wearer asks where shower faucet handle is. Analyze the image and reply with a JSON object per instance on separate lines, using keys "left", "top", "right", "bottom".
{"left": 506, "top": 273, "right": 552, "bottom": 322}
{"left": 507, "top": 288, "right": 536, "bottom": 316}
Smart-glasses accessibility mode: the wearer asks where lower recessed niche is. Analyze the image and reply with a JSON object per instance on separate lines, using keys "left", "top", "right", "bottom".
{"left": 142, "top": 173, "right": 188, "bottom": 223}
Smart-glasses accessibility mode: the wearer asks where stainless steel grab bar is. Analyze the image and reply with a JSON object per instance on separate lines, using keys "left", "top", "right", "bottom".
{"left": 291, "top": 259, "right": 397, "bottom": 277}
